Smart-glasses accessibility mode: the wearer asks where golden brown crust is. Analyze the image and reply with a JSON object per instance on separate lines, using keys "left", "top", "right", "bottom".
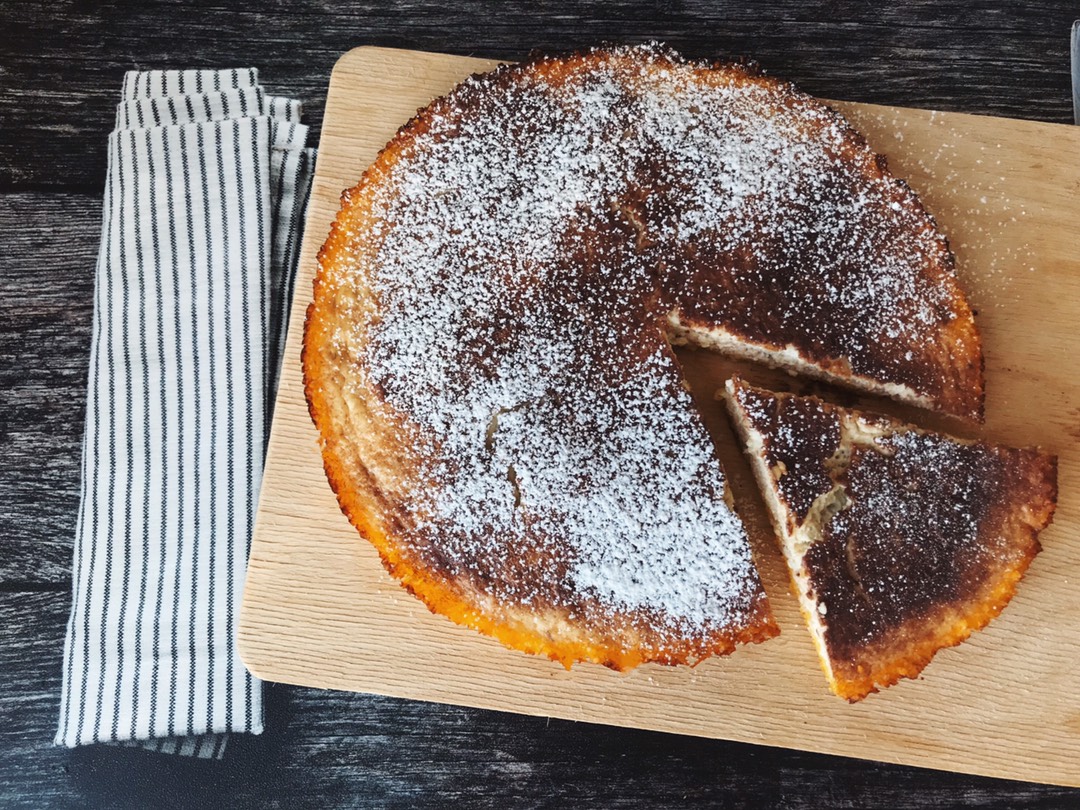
{"left": 305, "top": 368, "right": 779, "bottom": 669}
{"left": 308, "top": 331, "right": 778, "bottom": 669}
{"left": 306, "top": 313, "right": 778, "bottom": 668}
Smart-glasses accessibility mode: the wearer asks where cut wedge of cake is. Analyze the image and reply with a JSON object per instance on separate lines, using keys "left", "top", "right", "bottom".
{"left": 724, "top": 377, "right": 1057, "bottom": 700}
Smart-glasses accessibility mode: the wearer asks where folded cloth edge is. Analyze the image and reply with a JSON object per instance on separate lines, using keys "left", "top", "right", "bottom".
{"left": 58, "top": 66, "right": 315, "bottom": 759}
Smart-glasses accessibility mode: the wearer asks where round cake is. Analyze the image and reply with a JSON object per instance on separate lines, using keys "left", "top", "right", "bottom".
{"left": 304, "top": 44, "right": 982, "bottom": 669}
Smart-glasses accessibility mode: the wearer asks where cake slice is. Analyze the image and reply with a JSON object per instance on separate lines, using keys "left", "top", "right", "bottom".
{"left": 724, "top": 377, "right": 1057, "bottom": 700}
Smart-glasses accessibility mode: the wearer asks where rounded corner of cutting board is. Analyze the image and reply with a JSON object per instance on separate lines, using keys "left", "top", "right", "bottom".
{"left": 330, "top": 45, "right": 401, "bottom": 80}
{"left": 329, "top": 46, "right": 504, "bottom": 94}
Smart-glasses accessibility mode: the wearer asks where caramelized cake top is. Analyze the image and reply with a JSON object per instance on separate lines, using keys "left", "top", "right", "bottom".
{"left": 305, "top": 44, "right": 983, "bottom": 667}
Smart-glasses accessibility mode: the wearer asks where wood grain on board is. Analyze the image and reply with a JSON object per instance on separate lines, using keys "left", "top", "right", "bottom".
{"left": 239, "top": 47, "right": 1080, "bottom": 787}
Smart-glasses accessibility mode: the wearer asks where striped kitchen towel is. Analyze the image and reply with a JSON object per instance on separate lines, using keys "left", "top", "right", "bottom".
{"left": 56, "top": 67, "right": 316, "bottom": 759}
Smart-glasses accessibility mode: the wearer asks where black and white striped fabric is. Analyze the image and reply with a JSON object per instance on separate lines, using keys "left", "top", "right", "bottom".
{"left": 56, "top": 67, "right": 316, "bottom": 759}
{"left": 268, "top": 123, "right": 316, "bottom": 410}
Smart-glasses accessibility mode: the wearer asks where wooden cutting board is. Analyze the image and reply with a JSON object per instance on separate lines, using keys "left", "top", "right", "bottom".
{"left": 239, "top": 46, "right": 1080, "bottom": 786}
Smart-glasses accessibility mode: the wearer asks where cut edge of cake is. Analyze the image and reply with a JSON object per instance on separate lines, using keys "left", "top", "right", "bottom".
{"left": 667, "top": 310, "right": 937, "bottom": 417}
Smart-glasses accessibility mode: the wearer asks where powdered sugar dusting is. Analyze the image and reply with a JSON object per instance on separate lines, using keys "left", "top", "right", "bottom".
{"left": 843, "top": 428, "right": 988, "bottom": 553}
{"left": 319, "top": 44, "right": 960, "bottom": 642}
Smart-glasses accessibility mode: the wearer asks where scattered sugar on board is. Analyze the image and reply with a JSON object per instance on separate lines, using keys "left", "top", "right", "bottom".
{"left": 324, "top": 44, "right": 964, "bottom": 637}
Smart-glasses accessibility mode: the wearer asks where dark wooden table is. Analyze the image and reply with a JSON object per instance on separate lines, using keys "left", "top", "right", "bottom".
{"left": 2, "top": 2, "right": 1078, "bottom": 806}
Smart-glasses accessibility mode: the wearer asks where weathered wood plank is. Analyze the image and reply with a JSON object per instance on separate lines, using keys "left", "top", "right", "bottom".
{"left": 0, "top": 194, "right": 98, "bottom": 584}
{"left": 3, "top": 590, "right": 1076, "bottom": 808}
{"left": 1, "top": 0, "right": 1075, "bottom": 190}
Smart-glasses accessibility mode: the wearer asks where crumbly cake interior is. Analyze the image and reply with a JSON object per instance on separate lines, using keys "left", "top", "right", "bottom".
{"left": 307, "top": 44, "right": 985, "bottom": 668}
{"left": 725, "top": 377, "right": 1056, "bottom": 699}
